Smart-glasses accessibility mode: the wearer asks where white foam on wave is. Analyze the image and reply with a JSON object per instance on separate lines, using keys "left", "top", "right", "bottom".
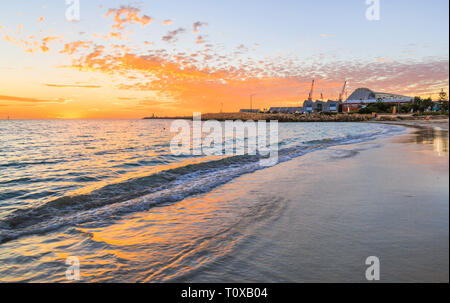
{"left": 0, "top": 123, "right": 406, "bottom": 244}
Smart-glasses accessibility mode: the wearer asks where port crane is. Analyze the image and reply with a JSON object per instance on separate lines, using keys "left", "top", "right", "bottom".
{"left": 307, "top": 80, "right": 315, "bottom": 101}
{"left": 338, "top": 81, "right": 347, "bottom": 102}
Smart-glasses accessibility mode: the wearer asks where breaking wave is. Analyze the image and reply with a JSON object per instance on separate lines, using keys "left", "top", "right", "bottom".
{"left": 0, "top": 123, "right": 404, "bottom": 244}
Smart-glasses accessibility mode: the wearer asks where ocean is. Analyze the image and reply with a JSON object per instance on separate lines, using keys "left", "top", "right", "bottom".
{"left": 0, "top": 120, "right": 421, "bottom": 282}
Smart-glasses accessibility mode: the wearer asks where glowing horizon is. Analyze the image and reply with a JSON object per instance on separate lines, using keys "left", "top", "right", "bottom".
{"left": 0, "top": 0, "right": 448, "bottom": 119}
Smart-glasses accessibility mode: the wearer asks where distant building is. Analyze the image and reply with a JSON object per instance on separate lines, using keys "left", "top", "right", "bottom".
{"left": 432, "top": 101, "right": 441, "bottom": 111}
{"left": 302, "top": 100, "right": 315, "bottom": 113}
{"left": 342, "top": 88, "right": 412, "bottom": 112}
{"left": 326, "top": 101, "right": 341, "bottom": 112}
{"left": 269, "top": 107, "right": 304, "bottom": 114}
{"left": 347, "top": 88, "right": 411, "bottom": 101}
{"left": 303, "top": 100, "right": 342, "bottom": 113}
{"left": 240, "top": 109, "right": 260, "bottom": 113}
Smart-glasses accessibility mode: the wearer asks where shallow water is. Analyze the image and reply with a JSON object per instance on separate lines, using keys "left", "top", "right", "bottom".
{"left": 4, "top": 120, "right": 444, "bottom": 282}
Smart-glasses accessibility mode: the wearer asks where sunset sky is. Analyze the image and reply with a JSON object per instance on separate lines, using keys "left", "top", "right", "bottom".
{"left": 0, "top": 0, "right": 448, "bottom": 119}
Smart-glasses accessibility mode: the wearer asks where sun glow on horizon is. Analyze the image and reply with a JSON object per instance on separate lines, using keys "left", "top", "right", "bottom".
{"left": 0, "top": 1, "right": 448, "bottom": 119}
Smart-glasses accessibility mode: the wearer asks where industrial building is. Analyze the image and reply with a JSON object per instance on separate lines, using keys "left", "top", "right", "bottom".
{"left": 342, "top": 88, "right": 412, "bottom": 112}
{"left": 346, "top": 88, "right": 411, "bottom": 101}
{"left": 239, "top": 84, "right": 414, "bottom": 114}
{"left": 303, "top": 100, "right": 341, "bottom": 113}
{"left": 241, "top": 80, "right": 345, "bottom": 114}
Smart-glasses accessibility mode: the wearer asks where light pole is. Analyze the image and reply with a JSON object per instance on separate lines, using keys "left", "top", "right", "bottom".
{"left": 250, "top": 94, "right": 256, "bottom": 111}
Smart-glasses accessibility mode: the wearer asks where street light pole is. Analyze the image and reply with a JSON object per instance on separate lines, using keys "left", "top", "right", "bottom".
{"left": 250, "top": 94, "right": 256, "bottom": 111}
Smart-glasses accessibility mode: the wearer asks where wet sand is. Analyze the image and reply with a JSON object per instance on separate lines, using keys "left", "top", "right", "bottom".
{"left": 373, "top": 118, "right": 449, "bottom": 131}
{"left": 0, "top": 122, "right": 447, "bottom": 282}
{"left": 177, "top": 123, "right": 449, "bottom": 282}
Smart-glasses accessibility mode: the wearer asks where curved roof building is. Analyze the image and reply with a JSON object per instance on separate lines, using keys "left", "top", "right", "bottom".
{"left": 347, "top": 88, "right": 411, "bottom": 101}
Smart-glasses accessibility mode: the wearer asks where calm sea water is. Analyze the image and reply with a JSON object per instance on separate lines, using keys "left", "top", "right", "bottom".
{"left": 0, "top": 120, "right": 407, "bottom": 282}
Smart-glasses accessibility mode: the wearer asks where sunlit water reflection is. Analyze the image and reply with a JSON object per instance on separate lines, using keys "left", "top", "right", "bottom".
{"left": 1, "top": 120, "right": 445, "bottom": 282}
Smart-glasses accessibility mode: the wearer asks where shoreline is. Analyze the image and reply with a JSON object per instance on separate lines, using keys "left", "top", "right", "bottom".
{"left": 0, "top": 120, "right": 447, "bottom": 282}
{"left": 373, "top": 118, "right": 449, "bottom": 132}
{"left": 144, "top": 113, "right": 375, "bottom": 122}
{"left": 179, "top": 120, "right": 448, "bottom": 282}
{"left": 144, "top": 113, "right": 449, "bottom": 123}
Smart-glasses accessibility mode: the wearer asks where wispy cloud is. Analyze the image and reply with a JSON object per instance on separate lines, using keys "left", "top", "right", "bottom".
{"left": 0, "top": 95, "right": 52, "bottom": 102}
{"left": 59, "top": 41, "right": 91, "bottom": 55}
{"left": 2, "top": 27, "right": 62, "bottom": 53}
{"left": 44, "top": 83, "right": 101, "bottom": 88}
{"left": 193, "top": 21, "right": 208, "bottom": 33}
{"left": 196, "top": 35, "right": 204, "bottom": 44}
{"left": 0, "top": 95, "right": 71, "bottom": 104}
{"left": 162, "top": 28, "right": 185, "bottom": 42}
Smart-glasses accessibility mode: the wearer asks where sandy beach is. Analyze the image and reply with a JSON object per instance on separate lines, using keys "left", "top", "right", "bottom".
{"left": 0, "top": 120, "right": 447, "bottom": 282}
{"left": 173, "top": 120, "right": 449, "bottom": 282}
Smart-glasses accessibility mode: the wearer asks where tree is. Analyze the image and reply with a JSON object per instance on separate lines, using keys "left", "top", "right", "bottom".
{"left": 399, "top": 103, "right": 413, "bottom": 113}
{"left": 422, "top": 97, "right": 434, "bottom": 112}
{"left": 412, "top": 97, "right": 433, "bottom": 113}
{"left": 438, "top": 89, "right": 449, "bottom": 112}
{"left": 411, "top": 97, "right": 435, "bottom": 113}
{"left": 411, "top": 97, "right": 421, "bottom": 112}
{"left": 358, "top": 100, "right": 394, "bottom": 114}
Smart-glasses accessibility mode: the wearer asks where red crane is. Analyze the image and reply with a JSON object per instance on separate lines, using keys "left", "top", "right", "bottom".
{"left": 339, "top": 81, "right": 347, "bottom": 102}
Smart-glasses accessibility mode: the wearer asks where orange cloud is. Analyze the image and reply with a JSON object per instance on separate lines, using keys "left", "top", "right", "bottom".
{"left": 2, "top": 25, "right": 62, "bottom": 53}
{"left": 106, "top": 6, "right": 153, "bottom": 30}
{"left": 60, "top": 41, "right": 91, "bottom": 55}
{"left": 61, "top": 36, "right": 448, "bottom": 115}
{"left": 44, "top": 83, "right": 101, "bottom": 88}
{"left": 61, "top": 45, "right": 336, "bottom": 113}
{"left": 1, "top": 6, "right": 448, "bottom": 117}
{"left": 0, "top": 95, "right": 70, "bottom": 104}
